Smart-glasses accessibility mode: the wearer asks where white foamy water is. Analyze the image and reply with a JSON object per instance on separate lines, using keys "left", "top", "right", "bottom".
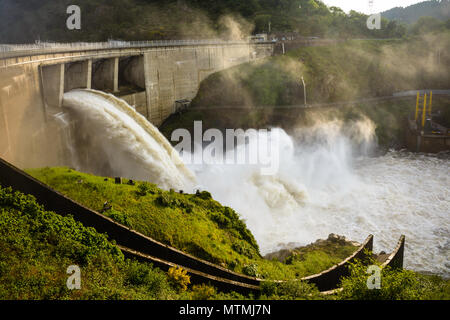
{"left": 193, "top": 120, "right": 450, "bottom": 277}
{"left": 62, "top": 89, "right": 196, "bottom": 190}
{"left": 60, "top": 90, "right": 449, "bottom": 277}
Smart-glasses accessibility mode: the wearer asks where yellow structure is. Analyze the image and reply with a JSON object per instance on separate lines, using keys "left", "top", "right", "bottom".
{"left": 422, "top": 93, "right": 427, "bottom": 127}
{"left": 415, "top": 91, "right": 433, "bottom": 127}
{"left": 429, "top": 91, "right": 433, "bottom": 115}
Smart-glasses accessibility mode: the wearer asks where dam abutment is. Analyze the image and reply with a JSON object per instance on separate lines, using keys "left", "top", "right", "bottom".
{"left": 41, "top": 63, "right": 65, "bottom": 108}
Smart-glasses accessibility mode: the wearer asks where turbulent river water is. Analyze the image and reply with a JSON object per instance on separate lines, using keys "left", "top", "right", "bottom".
{"left": 62, "top": 89, "right": 450, "bottom": 278}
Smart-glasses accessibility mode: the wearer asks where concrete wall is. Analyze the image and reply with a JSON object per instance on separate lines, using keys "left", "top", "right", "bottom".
{"left": 0, "top": 43, "right": 274, "bottom": 170}
{"left": 301, "top": 235, "right": 374, "bottom": 292}
{"left": 122, "top": 56, "right": 145, "bottom": 89}
{"left": 140, "top": 43, "right": 273, "bottom": 126}
{"left": 0, "top": 62, "right": 68, "bottom": 169}
{"left": 381, "top": 235, "right": 405, "bottom": 269}
{"left": 120, "top": 91, "right": 147, "bottom": 116}
{"left": 406, "top": 130, "right": 450, "bottom": 153}
{"left": 41, "top": 64, "right": 65, "bottom": 108}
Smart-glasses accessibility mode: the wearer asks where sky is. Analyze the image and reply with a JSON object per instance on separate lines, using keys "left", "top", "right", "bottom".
{"left": 321, "top": 0, "right": 426, "bottom": 14}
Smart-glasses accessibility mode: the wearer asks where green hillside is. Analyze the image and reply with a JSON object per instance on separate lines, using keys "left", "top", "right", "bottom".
{"left": 0, "top": 184, "right": 182, "bottom": 299}
{"left": 160, "top": 34, "right": 450, "bottom": 148}
{"left": 191, "top": 35, "right": 449, "bottom": 107}
{"left": 383, "top": 0, "right": 450, "bottom": 24}
{"left": 24, "top": 167, "right": 358, "bottom": 281}
{"left": 0, "top": 0, "right": 406, "bottom": 43}
{"left": 1, "top": 181, "right": 448, "bottom": 300}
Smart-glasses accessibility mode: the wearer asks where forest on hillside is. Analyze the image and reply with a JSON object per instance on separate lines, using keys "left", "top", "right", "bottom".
{"left": 0, "top": 0, "right": 416, "bottom": 43}
{"left": 382, "top": 0, "right": 450, "bottom": 24}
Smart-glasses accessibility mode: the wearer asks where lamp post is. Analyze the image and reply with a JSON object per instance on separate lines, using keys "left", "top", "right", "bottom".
{"left": 301, "top": 76, "right": 306, "bottom": 106}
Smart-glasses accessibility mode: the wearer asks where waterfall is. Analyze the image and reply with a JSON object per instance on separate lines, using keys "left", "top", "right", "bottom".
{"left": 61, "top": 89, "right": 196, "bottom": 191}
{"left": 193, "top": 120, "right": 450, "bottom": 277}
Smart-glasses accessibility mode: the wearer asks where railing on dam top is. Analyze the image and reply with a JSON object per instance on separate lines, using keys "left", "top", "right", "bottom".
{"left": 0, "top": 39, "right": 273, "bottom": 58}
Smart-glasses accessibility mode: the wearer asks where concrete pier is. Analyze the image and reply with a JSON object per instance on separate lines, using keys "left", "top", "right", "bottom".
{"left": 92, "top": 57, "right": 119, "bottom": 92}
{"left": 65, "top": 60, "right": 92, "bottom": 92}
{"left": 41, "top": 64, "right": 65, "bottom": 108}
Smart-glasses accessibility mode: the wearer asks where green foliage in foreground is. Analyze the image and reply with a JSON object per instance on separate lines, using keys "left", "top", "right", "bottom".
{"left": 258, "top": 258, "right": 450, "bottom": 300}
{"left": 260, "top": 280, "right": 321, "bottom": 300}
{"left": 1, "top": 185, "right": 448, "bottom": 300}
{"left": 338, "top": 259, "right": 450, "bottom": 300}
{"left": 0, "top": 185, "right": 176, "bottom": 299}
{"left": 0, "top": 184, "right": 248, "bottom": 300}
{"left": 25, "top": 167, "right": 356, "bottom": 280}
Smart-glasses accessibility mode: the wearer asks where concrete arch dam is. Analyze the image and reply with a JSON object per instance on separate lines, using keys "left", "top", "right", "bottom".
{"left": 0, "top": 41, "right": 274, "bottom": 170}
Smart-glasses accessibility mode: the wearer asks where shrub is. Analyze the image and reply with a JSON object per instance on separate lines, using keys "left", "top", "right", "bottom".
{"left": 209, "top": 208, "right": 260, "bottom": 253}
{"left": 339, "top": 259, "right": 430, "bottom": 300}
{"left": 156, "top": 193, "right": 172, "bottom": 207}
{"left": 184, "top": 242, "right": 220, "bottom": 264}
{"left": 210, "top": 211, "right": 231, "bottom": 228}
{"left": 136, "top": 183, "right": 154, "bottom": 196}
{"left": 155, "top": 193, "right": 193, "bottom": 212}
{"left": 242, "top": 264, "right": 259, "bottom": 277}
{"left": 0, "top": 186, "right": 123, "bottom": 265}
{"left": 416, "top": 274, "right": 450, "bottom": 300}
{"left": 190, "top": 284, "right": 217, "bottom": 300}
{"left": 260, "top": 281, "right": 278, "bottom": 296}
{"left": 0, "top": 186, "right": 163, "bottom": 299}
{"left": 125, "top": 260, "right": 154, "bottom": 286}
{"left": 276, "top": 280, "right": 320, "bottom": 300}
{"left": 223, "top": 207, "right": 259, "bottom": 252}
{"left": 196, "top": 190, "right": 212, "bottom": 200}
{"left": 124, "top": 260, "right": 173, "bottom": 299}
{"left": 167, "top": 266, "right": 191, "bottom": 292}
{"left": 103, "top": 208, "right": 133, "bottom": 228}
{"left": 260, "top": 280, "right": 320, "bottom": 300}
{"left": 232, "top": 241, "right": 257, "bottom": 259}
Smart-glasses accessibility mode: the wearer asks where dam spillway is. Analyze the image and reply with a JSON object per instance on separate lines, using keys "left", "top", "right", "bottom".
{"left": 0, "top": 40, "right": 274, "bottom": 170}
{"left": 61, "top": 89, "right": 196, "bottom": 190}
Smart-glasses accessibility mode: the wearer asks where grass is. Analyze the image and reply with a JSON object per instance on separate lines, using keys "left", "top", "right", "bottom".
{"left": 25, "top": 167, "right": 359, "bottom": 281}
{"left": 0, "top": 184, "right": 177, "bottom": 299}
{"left": 1, "top": 178, "right": 448, "bottom": 300}
{"left": 337, "top": 258, "right": 450, "bottom": 300}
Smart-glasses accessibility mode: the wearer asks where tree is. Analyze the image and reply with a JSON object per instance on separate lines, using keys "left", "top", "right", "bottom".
{"left": 410, "top": 16, "right": 445, "bottom": 34}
